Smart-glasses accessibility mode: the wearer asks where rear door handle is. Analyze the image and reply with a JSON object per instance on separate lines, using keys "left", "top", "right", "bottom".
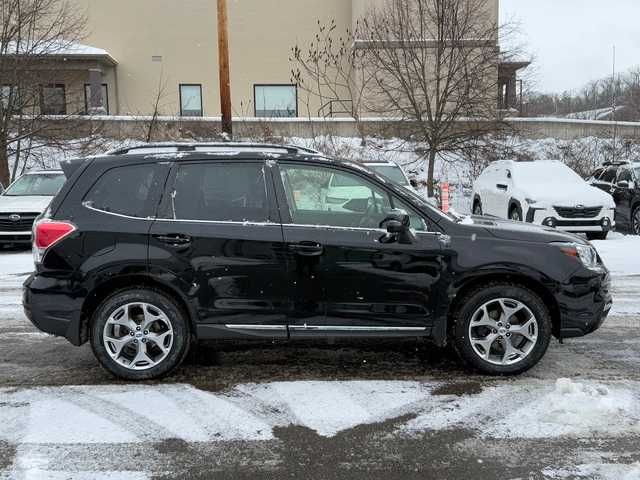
{"left": 154, "top": 234, "right": 192, "bottom": 247}
{"left": 288, "top": 242, "right": 324, "bottom": 257}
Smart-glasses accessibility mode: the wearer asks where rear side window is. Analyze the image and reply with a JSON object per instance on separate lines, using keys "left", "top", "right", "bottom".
{"left": 84, "top": 164, "right": 165, "bottom": 218}
{"left": 170, "top": 162, "right": 269, "bottom": 222}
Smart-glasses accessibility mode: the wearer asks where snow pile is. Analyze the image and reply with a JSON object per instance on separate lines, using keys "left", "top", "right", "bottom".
{"left": 487, "top": 378, "right": 640, "bottom": 439}
{"left": 543, "top": 463, "right": 640, "bottom": 480}
{"left": 401, "top": 379, "right": 640, "bottom": 439}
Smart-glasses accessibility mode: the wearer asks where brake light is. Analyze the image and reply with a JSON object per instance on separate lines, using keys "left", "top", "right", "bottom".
{"left": 33, "top": 220, "right": 76, "bottom": 263}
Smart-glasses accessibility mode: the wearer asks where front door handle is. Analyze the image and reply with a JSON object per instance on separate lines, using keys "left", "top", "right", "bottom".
{"left": 496, "top": 184, "right": 508, "bottom": 191}
{"left": 154, "top": 234, "right": 192, "bottom": 247}
{"left": 288, "top": 242, "right": 324, "bottom": 257}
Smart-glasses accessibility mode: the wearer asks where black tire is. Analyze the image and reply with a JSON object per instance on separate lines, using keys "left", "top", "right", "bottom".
{"left": 633, "top": 205, "right": 640, "bottom": 236}
{"left": 452, "top": 283, "right": 552, "bottom": 376}
{"left": 473, "top": 200, "right": 483, "bottom": 216}
{"left": 586, "top": 231, "right": 608, "bottom": 241}
{"left": 90, "top": 288, "right": 191, "bottom": 381}
{"left": 509, "top": 205, "right": 523, "bottom": 222}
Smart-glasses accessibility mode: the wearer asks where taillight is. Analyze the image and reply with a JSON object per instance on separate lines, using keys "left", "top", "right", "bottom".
{"left": 33, "top": 220, "right": 76, "bottom": 263}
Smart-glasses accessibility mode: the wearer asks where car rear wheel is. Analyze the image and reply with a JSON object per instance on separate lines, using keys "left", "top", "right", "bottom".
{"left": 473, "top": 201, "right": 483, "bottom": 216}
{"left": 452, "top": 283, "right": 552, "bottom": 375}
{"left": 509, "top": 206, "right": 522, "bottom": 222}
{"left": 90, "top": 289, "right": 191, "bottom": 381}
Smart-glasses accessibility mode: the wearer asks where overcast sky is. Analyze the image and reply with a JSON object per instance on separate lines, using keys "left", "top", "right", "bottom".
{"left": 501, "top": 0, "right": 640, "bottom": 94}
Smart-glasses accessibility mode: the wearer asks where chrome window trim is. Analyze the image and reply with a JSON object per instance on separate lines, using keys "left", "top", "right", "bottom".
{"left": 83, "top": 203, "right": 439, "bottom": 235}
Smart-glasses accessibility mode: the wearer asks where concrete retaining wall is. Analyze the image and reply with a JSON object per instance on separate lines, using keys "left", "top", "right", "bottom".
{"left": 33, "top": 115, "right": 640, "bottom": 141}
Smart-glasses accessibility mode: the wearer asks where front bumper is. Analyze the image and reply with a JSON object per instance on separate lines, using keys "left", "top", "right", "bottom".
{"left": 23, "top": 274, "right": 85, "bottom": 345}
{"left": 557, "top": 267, "right": 612, "bottom": 339}
{"left": 526, "top": 206, "right": 616, "bottom": 233}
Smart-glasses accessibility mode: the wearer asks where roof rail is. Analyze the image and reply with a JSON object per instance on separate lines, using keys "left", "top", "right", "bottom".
{"left": 602, "top": 160, "right": 631, "bottom": 167}
{"left": 105, "top": 142, "right": 322, "bottom": 156}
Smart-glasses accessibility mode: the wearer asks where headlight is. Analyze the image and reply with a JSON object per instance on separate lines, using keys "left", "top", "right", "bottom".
{"left": 554, "top": 242, "right": 599, "bottom": 270}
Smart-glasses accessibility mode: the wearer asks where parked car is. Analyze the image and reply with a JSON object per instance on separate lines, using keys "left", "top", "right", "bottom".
{"left": 24, "top": 143, "right": 612, "bottom": 381}
{"left": 363, "top": 161, "right": 417, "bottom": 192}
{"left": 472, "top": 160, "right": 616, "bottom": 240}
{"left": 323, "top": 161, "right": 416, "bottom": 212}
{"left": 0, "top": 170, "right": 66, "bottom": 245}
{"left": 588, "top": 161, "right": 640, "bottom": 235}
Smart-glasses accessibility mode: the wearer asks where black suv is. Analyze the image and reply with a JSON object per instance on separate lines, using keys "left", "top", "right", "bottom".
{"left": 589, "top": 161, "right": 640, "bottom": 234}
{"left": 24, "top": 143, "right": 612, "bottom": 380}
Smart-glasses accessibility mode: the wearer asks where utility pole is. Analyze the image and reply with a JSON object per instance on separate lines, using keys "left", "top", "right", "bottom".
{"left": 217, "top": 0, "right": 232, "bottom": 138}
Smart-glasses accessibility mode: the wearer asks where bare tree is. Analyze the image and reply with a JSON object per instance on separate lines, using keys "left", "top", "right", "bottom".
{"left": 356, "top": 0, "right": 512, "bottom": 196}
{"left": 291, "top": 20, "right": 373, "bottom": 144}
{"left": 0, "top": 0, "right": 87, "bottom": 186}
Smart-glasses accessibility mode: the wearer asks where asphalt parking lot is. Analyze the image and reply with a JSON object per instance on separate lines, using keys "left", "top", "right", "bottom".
{"left": 1, "top": 245, "right": 640, "bottom": 479}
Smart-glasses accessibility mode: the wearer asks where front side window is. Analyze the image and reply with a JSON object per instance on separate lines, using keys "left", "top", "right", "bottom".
{"left": 40, "top": 84, "right": 66, "bottom": 115}
{"left": 4, "top": 174, "right": 65, "bottom": 197}
{"left": 254, "top": 85, "right": 297, "bottom": 117}
{"left": 84, "top": 164, "right": 165, "bottom": 218}
{"left": 179, "top": 84, "right": 203, "bottom": 117}
{"left": 617, "top": 168, "right": 634, "bottom": 184}
{"left": 170, "top": 163, "right": 269, "bottom": 223}
{"left": 600, "top": 167, "right": 618, "bottom": 184}
{"left": 280, "top": 164, "right": 427, "bottom": 231}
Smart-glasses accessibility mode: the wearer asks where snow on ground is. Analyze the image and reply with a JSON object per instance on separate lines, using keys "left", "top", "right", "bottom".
{"left": 593, "top": 233, "right": 640, "bottom": 276}
{"left": 0, "top": 379, "right": 639, "bottom": 445}
{"left": 543, "top": 463, "right": 640, "bottom": 480}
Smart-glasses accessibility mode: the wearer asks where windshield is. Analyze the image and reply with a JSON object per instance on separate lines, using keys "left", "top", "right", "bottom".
{"left": 513, "top": 162, "right": 584, "bottom": 185}
{"left": 367, "top": 165, "right": 410, "bottom": 186}
{"left": 4, "top": 173, "right": 66, "bottom": 197}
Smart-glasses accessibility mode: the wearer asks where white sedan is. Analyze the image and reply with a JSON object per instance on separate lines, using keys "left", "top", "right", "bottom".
{"left": 0, "top": 170, "right": 66, "bottom": 245}
{"left": 472, "top": 160, "right": 616, "bottom": 240}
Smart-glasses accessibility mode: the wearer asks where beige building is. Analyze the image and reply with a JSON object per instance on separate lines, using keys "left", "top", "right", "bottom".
{"left": 18, "top": 0, "right": 522, "bottom": 118}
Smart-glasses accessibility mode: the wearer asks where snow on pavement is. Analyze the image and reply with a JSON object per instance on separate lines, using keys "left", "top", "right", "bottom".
{"left": 2, "top": 379, "right": 640, "bottom": 478}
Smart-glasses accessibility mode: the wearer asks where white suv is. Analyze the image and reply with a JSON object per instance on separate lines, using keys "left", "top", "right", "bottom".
{"left": 472, "top": 160, "right": 616, "bottom": 240}
{"left": 0, "top": 170, "right": 66, "bottom": 245}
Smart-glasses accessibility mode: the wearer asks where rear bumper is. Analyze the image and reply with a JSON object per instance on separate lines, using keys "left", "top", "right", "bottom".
{"left": 557, "top": 268, "right": 612, "bottom": 339}
{"left": 23, "top": 274, "right": 85, "bottom": 345}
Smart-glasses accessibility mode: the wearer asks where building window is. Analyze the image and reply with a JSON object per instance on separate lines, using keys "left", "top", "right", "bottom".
{"left": 40, "top": 84, "right": 66, "bottom": 115}
{"left": 254, "top": 84, "right": 297, "bottom": 118}
{"left": 84, "top": 84, "right": 109, "bottom": 114}
{"left": 179, "top": 84, "right": 203, "bottom": 117}
{"left": 1, "top": 85, "right": 20, "bottom": 113}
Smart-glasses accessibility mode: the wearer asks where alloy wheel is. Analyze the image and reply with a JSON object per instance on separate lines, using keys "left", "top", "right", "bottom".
{"left": 634, "top": 208, "right": 640, "bottom": 235}
{"left": 468, "top": 298, "right": 538, "bottom": 366}
{"left": 510, "top": 210, "right": 522, "bottom": 221}
{"left": 103, "top": 302, "right": 174, "bottom": 371}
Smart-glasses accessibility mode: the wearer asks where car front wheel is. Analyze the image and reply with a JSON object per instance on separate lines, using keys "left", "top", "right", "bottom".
{"left": 90, "top": 288, "right": 191, "bottom": 381}
{"left": 452, "top": 283, "right": 552, "bottom": 375}
{"left": 633, "top": 206, "right": 640, "bottom": 235}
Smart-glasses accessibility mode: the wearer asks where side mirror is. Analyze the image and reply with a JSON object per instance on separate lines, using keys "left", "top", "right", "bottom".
{"left": 617, "top": 180, "right": 630, "bottom": 189}
{"left": 380, "top": 209, "right": 415, "bottom": 244}
{"left": 409, "top": 179, "right": 418, "bottom": 189}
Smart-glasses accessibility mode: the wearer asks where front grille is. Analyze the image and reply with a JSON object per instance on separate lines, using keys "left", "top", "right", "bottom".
{"left": 556, "top": 220, "right": 602, "bottom": 227}
{"left": 554, "top": 206, "right": 602, "bottom": 219}
{"left": 0, "top": 213, "right": 38, "bottom": 232}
